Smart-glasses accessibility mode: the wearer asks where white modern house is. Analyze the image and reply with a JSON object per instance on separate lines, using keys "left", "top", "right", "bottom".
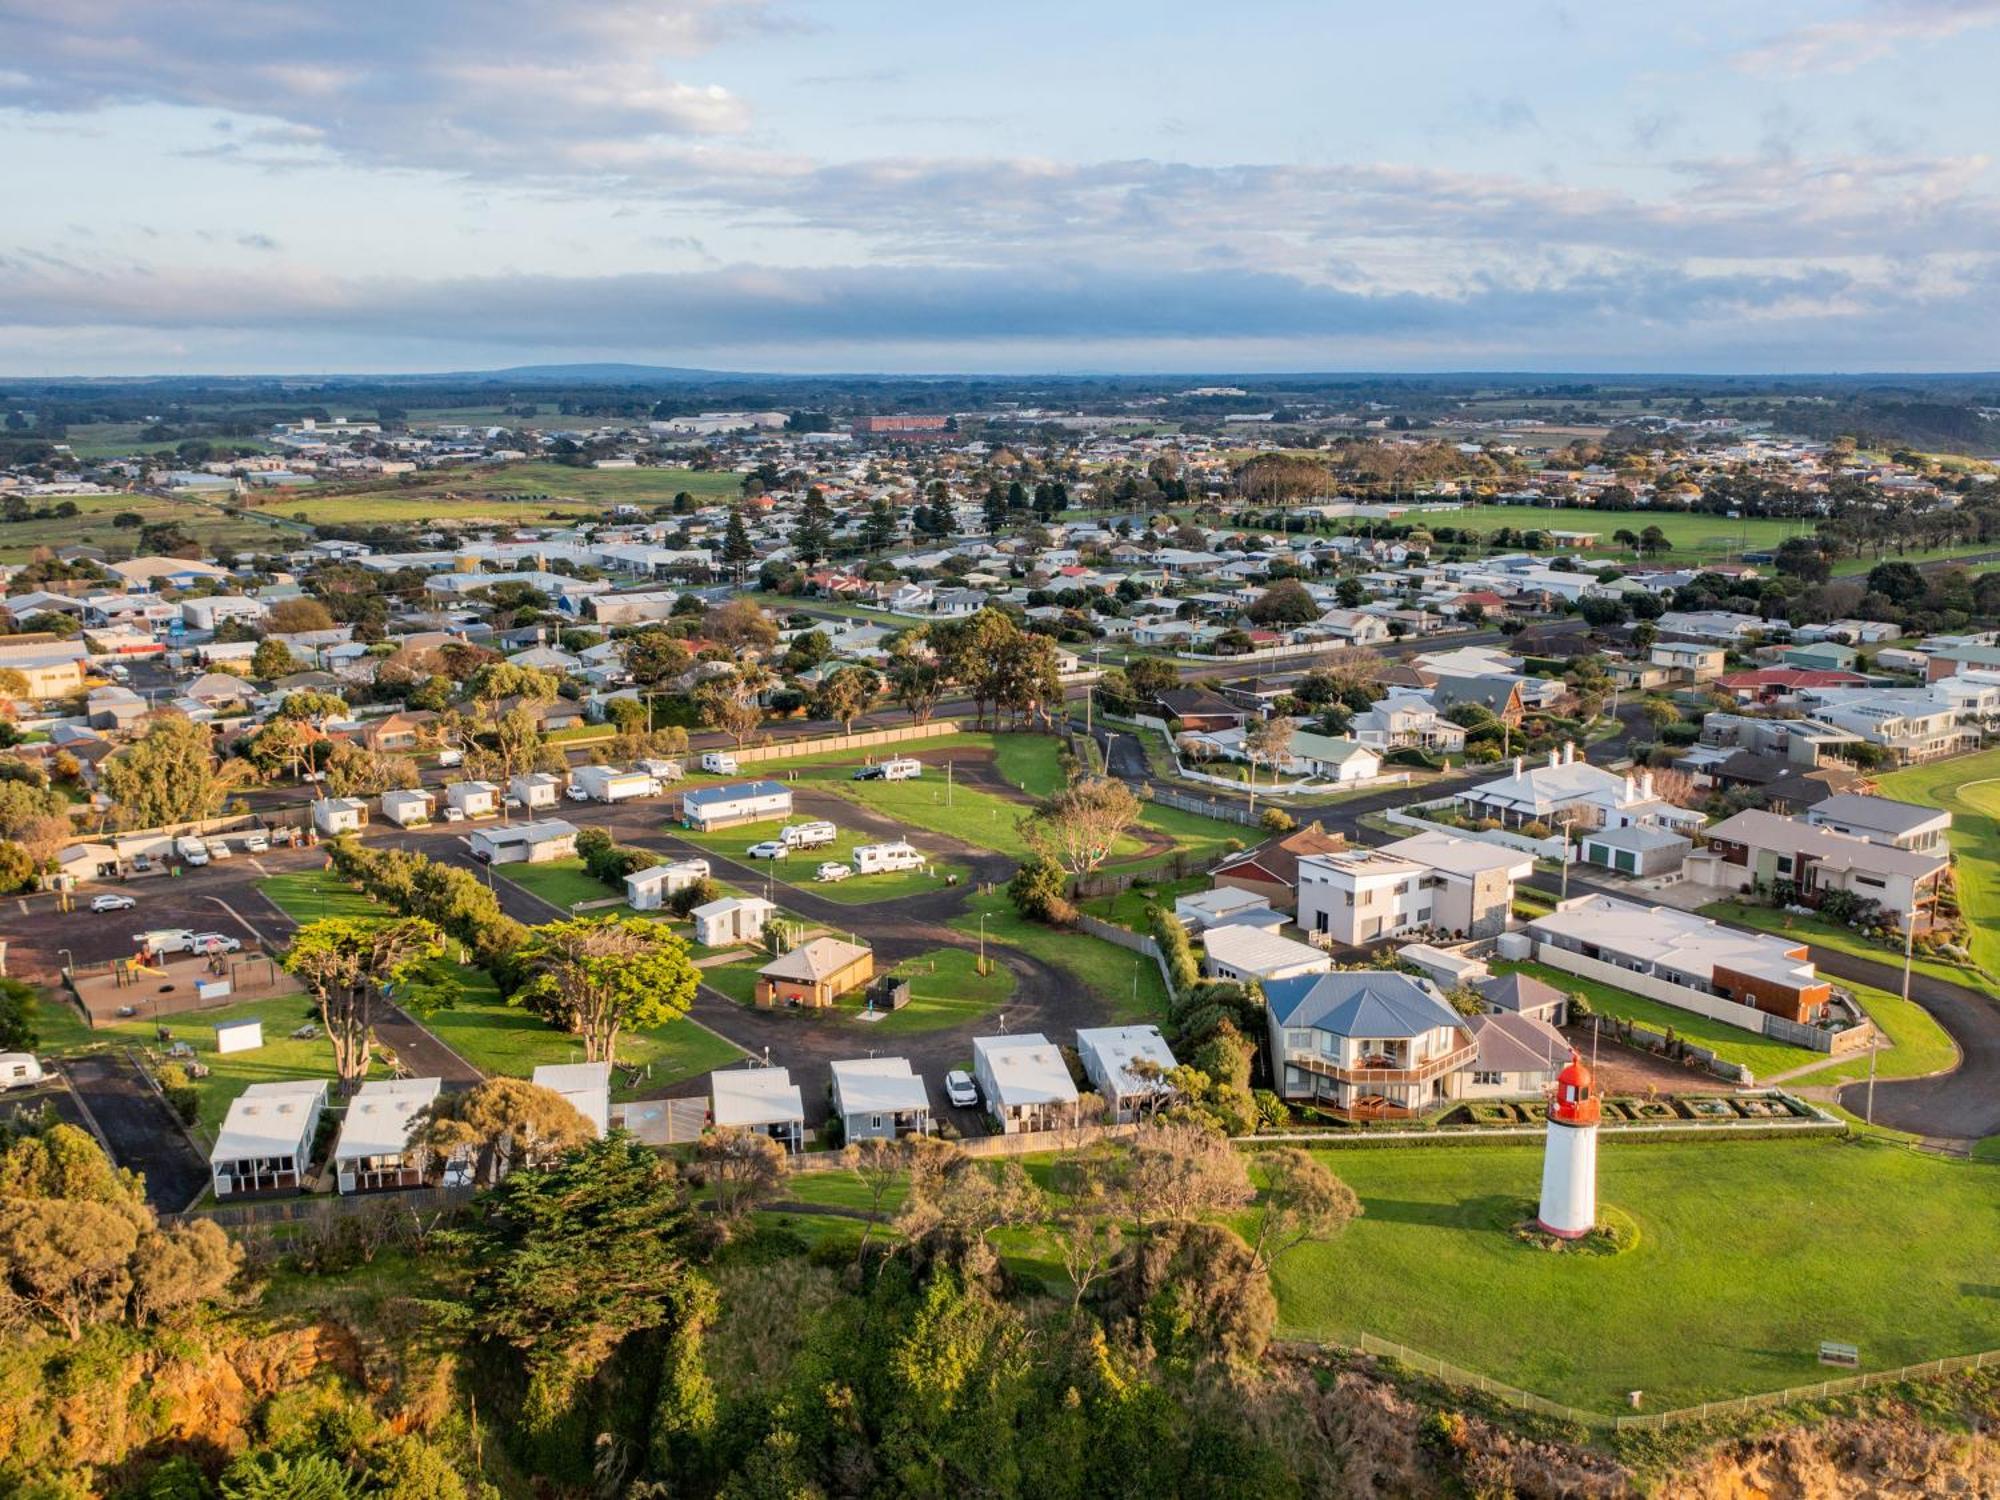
{"left": 1296, "top": 847, "right": 1435, "bottom": 946}
{"left": 333, "top": 1076, "right": 441, "bottom": 1193}
{"left": 531, "top": 1061, "right": 610, "bottom": 1136}
{"left": 828, "top": 1057, "right": 932, "bottom": 1142}
{"left": 1455, "top": 746, "right": 1705, "bottom": 834}
{"left": 691, "top": 895, "right": 776, "bottom": 947}
{"left": 971, "top": 1033, "right": 1081, "bottom": 1134}
{"left": 624, "top": 857, "right": 712, "bottom": 911}
{"left": 211, "top": 1079, "right": 328, "bottom": 1197}
{"left": 1075, "top": 1025, "right": 1179, "bottom": 1122}
{"left": 710, "top": 1067, "right": 806, "bottom": 1152}
{"left": 1804, "top": 794, "right": 1952, "bottom": 852}
{"left": 1377, "top": 830, "right": 1535, "bottom": 939}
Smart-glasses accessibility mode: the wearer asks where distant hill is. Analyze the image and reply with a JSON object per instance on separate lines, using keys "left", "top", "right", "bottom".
{"left": 468, "top": 362, "right": 763, "bottom": 384}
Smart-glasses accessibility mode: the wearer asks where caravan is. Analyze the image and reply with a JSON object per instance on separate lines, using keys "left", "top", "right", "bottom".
{"left": 854, "top": 757, "right": 922, "bottom": 782}
{"left": 699, "top": 751, "right": 739, "bottom": 775}
{"left": 780, "top": 820, "right": 838, "bottom": 851}
{"left": 852, "top": 840, "right": 926, "bottom": 875}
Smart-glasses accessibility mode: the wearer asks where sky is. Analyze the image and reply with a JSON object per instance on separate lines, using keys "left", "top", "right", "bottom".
{"left": 1, "top": 0, "right": 1998, "bottom": 376}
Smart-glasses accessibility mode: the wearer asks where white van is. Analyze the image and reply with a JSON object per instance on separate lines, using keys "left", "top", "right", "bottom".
{"left": 852, "top": 840, "right": 926, "bottom": 874}
{"left": 781, "top": 820, "right": 838, "bottom": 851}
{"left": 134, "top": 928, "right": 197, "bottom": 955}
{"left": 174, "top": 836, "right": 210, "bottom": 867}
{"left": 700, "top": 751, "right": 738, "bottom": 775}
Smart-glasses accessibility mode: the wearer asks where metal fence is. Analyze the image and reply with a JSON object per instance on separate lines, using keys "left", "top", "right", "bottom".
{"left": 1145, "top": 786, "right": 1263, "bottom": 827}
{"left": 1280, "top": 1333, "right": 2000, "bottom": 1435}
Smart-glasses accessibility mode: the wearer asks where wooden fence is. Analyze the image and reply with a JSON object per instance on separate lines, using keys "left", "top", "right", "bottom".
{"left": 735, "top": 720, "right": 964, "bottom": 765}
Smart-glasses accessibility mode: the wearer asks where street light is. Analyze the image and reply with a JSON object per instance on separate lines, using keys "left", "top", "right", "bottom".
{"left": 58, "top": 948, "right": 72, "bottom": 975}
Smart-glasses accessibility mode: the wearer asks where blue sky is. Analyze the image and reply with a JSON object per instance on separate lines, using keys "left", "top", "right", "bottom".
{"left": 1, "top": 0, "right": 1997, "bottom": 375}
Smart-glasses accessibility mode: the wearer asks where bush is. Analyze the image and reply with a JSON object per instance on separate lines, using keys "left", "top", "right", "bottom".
{"left": 1148, "top": 908, "right": 1200, "bottom": 995}
{"left": 666, "top": 877, "right": 722, "bottom": 917}
{"left": 1258, "top": 806, "right": 1296, "bottom": 833}
{"left": 155, "top": 1063, "right": 200, "bottom": 1126}
{"left": 1008, "top": 855, "right": 1075, "bottom": 925}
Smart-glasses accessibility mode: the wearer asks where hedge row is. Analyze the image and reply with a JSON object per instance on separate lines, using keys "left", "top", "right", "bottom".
{"left": 325, "top": 838, "right": 532, "bottom": 989}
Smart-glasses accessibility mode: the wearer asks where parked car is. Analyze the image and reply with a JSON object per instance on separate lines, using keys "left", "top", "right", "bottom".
{"left": 134, "top": 929, "right": 196, "bottom": 955}
{"left": 443, "top": 806, "right": 465, "bottom": 823}
{"left": 437, "top": 748, "right": 464, "bottom": 768}
{"left": 851, "top": 764, "right": 885, "bottom": 780}
{"left": 745, "top": 840, "right": 789, "bottom": 860}
{"left": 90, "top": 893, "right": 136, "bottom": 913}
{"left": 815, "top": 861, "right": 851, "bottom": 883}
{"left": 243, "top": 832, "right": 269, "bottom": 853}
{"left": 206, "top": 840, "right": 233, "bottom": 860}
{"left": 191, "top": 932, "right": 242, "bottom": 954}
{"left": 944, "top": 1070, "right": 979, "bottom": 1109}
{"left": 565, "top": 786, "right": 591, "bottom": 802}
{"left": 131, "top": 854, "right": 153, "bottom": 873}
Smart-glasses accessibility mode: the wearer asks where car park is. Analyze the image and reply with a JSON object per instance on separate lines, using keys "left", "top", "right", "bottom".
{"left": 746, "top": 840, "right": 789, "bottom": 860}
{"left": 944, "top": 1070, "right": 979, "bottom": 1109}
{"left": 90, "top": 893, "right": 136, "bottom": 913}
{"left": 815, "top": 861, "right": 851, "bottom": 882}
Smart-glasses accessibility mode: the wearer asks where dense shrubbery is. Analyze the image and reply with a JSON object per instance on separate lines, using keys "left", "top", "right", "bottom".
{"left": 325, "top": 839, "right": 530, "bottom": 987}
{"left": 1149, "top": 908, "right": 1200, "bottom": 995}
{"left": 575, "top": 825, "right": 661, "bottom": 886}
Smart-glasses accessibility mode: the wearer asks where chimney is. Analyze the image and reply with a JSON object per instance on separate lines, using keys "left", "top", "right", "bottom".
{"left": 1624, "top": 774, "right": 1636, "bottom": 800}
{"left": 1513, "top": 756, "right": 1524, "bottom": 776}
{"left": 1565, "top": 741, "right": 1578, "bottom": 765}
{"left": 1641, "top": 770, "right": 1655, "bottom": 798}
{"left": 1548, "top": 749, "right": 1560, "bottom": 769}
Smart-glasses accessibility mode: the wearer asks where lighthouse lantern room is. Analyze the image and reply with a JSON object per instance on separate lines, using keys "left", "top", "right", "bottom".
{"left": 1536, "top": 1049, "right": 1600, "bottom": 1239}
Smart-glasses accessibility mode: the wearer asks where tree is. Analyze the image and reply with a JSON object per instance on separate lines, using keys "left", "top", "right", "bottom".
{"left": 896, "top": 1140, "right": 1042, "bottom": 1276}
{"left": 791, "top": 486, "right": 835, "bottom": 566}
{"left": 694, "top": 670, "right": 767, "bottom": 747}
{"left": 1007, "top": 853, "right": 1075, "bottom": 925}
{"left": 624, "top": 629, "right": 692, "bottom": 685}
{"left": 414, "top": 1077, "right": 596, "bottom": 1185}
{"left": 244, "top": 716, "right": 315, "bottom": 783}
{"left": 1242, "top": 714, "right": 1296, "bottom": 786}
{"left": 1245, "top": 1148, "right": 1360, "bottom": 1271}
{"left": 281, "top": 916, "right": 457, "bottom": 1092}
{"left": 930, "top": 610, "right": 1018, "bottom": 729}
{"left": 721, "top": 505, "right": 756, "bottom": 582}
{"left": 809, "top": 665, "right": 880, "bottom": 733}
{"left": 265, "top": 597, "right": 336, "bottom": 633}
{"left": 1125, "top": 655, "right": 1180, "bottom": 706}
{"left": 0, "top": 977, "right": 39, "bottom": 1050}
{"left": 100, "top": 714, "right": 242, "bottom": 830}
{"left": 447, "top": 1134, "right": 690, "bottom": 1420}
{"left": 323, "top": 742, "right": 419, "bottom": 797}
{"left": 839, "top": 1137, "right": 912, "bottom": 1263}
{"left": 861, "top": 496, "right": 899, "bottom": 552}
{"left": 887, "top": 629, "right": 947, "bottom": 723}
{"left": 1044, "top": 1145, "right": 1128, "bottom": 1308}
{"left": 1638, "top": 525, "right": 1671, "bottom": 557}
{"left": 703, "top": 598, "right": 779, "bottom": 652}
{"left": 1244, "top": 578, "right": 1319, "bottom": 625}
{"left": 1021, "top": 775, "right": 1141, "bottom": 876}
{"left": 1866, "top": 559, "right": 1926, "bottom": 607}
{"left": 692, "top": 1127, "right": 789, "bottom": 1226}
{"left": 0, "top": 840, "right": 35, "bottom": 894}
{"left": 514, "top": 916, "right": 698, "bottom": 1067}
{"left": 1125, "top": 1120, "right": 1254, "bottom": 1228}
{"left": 249, "top": 638, "right": 298, "bottom": 680}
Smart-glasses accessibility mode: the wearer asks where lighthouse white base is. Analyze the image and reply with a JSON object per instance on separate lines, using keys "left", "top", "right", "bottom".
{"left": 1537, "top": 1118, "right": 1598, "bottom": 1239}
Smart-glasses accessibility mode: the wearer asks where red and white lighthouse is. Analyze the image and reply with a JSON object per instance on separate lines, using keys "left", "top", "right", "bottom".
{"left": 1536, "top": 1050, "right": 1600, "bottom": 1239}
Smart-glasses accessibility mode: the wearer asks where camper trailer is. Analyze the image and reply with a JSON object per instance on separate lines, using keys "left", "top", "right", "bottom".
{"left": 781, "top": 820, "right": 838, "bottom": 851}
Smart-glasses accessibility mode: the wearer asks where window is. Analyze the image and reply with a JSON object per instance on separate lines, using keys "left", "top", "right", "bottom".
{"left": 1343, "top": 891, "right": 1355, "bottom": 907}
{"left": 1285, "top": 1029, "right": 1315, "bottom": 1053}
{"left": 1775, "top": 855, "right": 1794, "bottom": 875}
{"left": 1472, "top": 1071, "right": 1503, "bottom": 1086}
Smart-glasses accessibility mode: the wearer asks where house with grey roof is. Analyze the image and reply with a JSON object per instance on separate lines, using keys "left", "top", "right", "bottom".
{"left": 1261, "top": 969, "right": 1476, "bottom": 1119}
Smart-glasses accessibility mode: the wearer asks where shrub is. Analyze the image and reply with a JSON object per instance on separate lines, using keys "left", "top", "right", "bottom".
{"left": 1259, "top": 806, "right": 1296, "bottom": 833}
{"left": 666, "top": 877, "right": 722, "bottom": 917}
{"left": 1149, "top": 908, "right": 1200, "bottom": 996}
{"left": 156, "top": 1063, "right": 200, "bottom": 1126}
{"left": 1008, "top": 855, "right": 1075, "bottom": 925}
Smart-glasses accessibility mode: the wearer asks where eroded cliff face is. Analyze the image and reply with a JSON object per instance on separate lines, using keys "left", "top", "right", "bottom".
{"left": 1658, "top": 1417, "right": 2000, "bottom": 1500}
{"left": 0, "top": 1321, "right": 362, "bottom": 1478}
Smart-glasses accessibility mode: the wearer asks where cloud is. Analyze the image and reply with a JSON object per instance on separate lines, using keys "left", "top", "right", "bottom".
{"left": 0, "top": 1, "right": 764, "bottom": 175}
{"left": 1735, "top": 0, "right": 2000, "bottom": 75}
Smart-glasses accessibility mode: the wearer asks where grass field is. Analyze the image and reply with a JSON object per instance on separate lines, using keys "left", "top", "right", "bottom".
{"left": 1493, "top": 960, "right": 1826, "bottom": 1079}
{"left": 699, "top": 946, "right": 1011, "bottom": 1036}
{"left": 258, "top": 871, "right": 742, "bottom": 1093}
{"left": 1389, "top": 504, "right": 1815, "bottom": 563}
{"left": 672, "top": 816, "right": 970, "bottom": 904}
{"left": 95, "top": 995, "right": 330, "bottom": 1141}
{"left": 277, "top": 461, "right": 744, "bottom": 529}
{"left": 0, "top": 491, "right": 277, "bottom": 564}
{"left": 1876, "top": 750, "right": 2000, "bottom": 976}
{"left": 495, "top": 856, "right": 623, "bottom": 913}
{"left": 1080, "top": 874, "right": 1208, "bottom": 931}
{"left": 952, "top": 891, "right": 1170, "bottom": 1024}
{"left": 1272, "top": 1136, "right": 2000, "bottom": 1412}
{"left": 1784, "top": 978, "right": 1957, "bottom": 1087}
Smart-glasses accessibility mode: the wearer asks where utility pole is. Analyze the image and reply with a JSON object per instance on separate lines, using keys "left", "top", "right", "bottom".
{"left": 1871, "top": 912, "right": 1917, "bottom": 1125}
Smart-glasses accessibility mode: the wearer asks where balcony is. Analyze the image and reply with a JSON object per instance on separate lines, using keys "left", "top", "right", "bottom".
{"left": 1284, "top": 1037, "right": 1478, "bottom": 1087}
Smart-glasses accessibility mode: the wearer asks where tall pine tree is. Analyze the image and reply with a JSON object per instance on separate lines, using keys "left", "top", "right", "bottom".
{"left": 722, "top": 505, "right": 755, "bottom": 583}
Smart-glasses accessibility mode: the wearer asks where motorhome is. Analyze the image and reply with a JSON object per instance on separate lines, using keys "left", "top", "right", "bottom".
{"left": 852, "top": 840, "right": 926, "bottom": 874}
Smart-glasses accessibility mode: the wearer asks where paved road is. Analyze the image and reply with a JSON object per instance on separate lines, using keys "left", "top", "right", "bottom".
{"left": 64, "top": 1053, "right": 210, "bottom": 1212}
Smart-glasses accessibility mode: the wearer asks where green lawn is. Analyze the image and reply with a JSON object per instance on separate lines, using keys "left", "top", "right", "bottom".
{"left": 992, "top": 733, "right": 1069, "bottom": 798}
{"left": 1699, "top": 899, "right": 1977, "bottom": 989}
{"left": 698, "top": 956, "right": 765, "bottom": 1007}
{"left": 1876, "top": 750, "right": 2000, "bottom": 977}
{"left": 953, "top": 892, "right": 1170, "bottom": 1024}
{"left": 0, "top": 491, "right": 279, "bottom": 564}
{"left": 1080, "top": 874, "right": 1208, "bottom": 932}
{"left": 259, "top": 870, "right": 743, "bottom": 1093}
{"left": 496, "top": 857, "right": 623, "bottom": 913}
{"left": 95, "top": 994, "right": 331, "bottom": 1141}
{"left": 1389, "top": 504, "right": 1816, "bottom": 564}
{"left": 870, "top": 947, "right": 1015, "bottom": 1034}
{"left": 1272, "top": 1137, "right": 2000, "bottom": 1413}
{"left": 672, "top": 816, "right": 970, "bottom": 904}
{"left": 1780, "top": 978, "right": 1958, "bottom": 1087}
{"left": 1493, "top": 960, "right": 1825, "bottom": 1080}
{"left": 781, "top": 1170, "right": 910, "bottom": 1215}
{"left": 1131, "top": 800, "right": 1251, "bottom": 868}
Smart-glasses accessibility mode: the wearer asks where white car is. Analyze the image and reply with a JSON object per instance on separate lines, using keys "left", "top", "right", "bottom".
{"left": 944, "top": 1070, "right": 979, "bottom": 1109}
{"left": 746, "top": 840, "right": 789, "bottom": 860}
{"left": 443, "top": 806, "right": 465, "bottom": 823}
{"left": 191, "top": 932, "right": 242, "bottom": 954}
{"left": 206, "top": 840, "right": 234, "bottom": 860}
{"left": 815, "top": 861, "right": 851, "bottom": 883}
{"left": 90, "top": 893, "right": 137, "bottom": 913}
{"left": 565, "top": 786, "right": 590, "bottom": 802}
{"left": 243, "top": 833, "right": 269, "bottom": 853}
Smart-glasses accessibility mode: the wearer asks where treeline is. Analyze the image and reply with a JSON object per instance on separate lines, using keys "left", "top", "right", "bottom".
{"left": 325, "top": 838, "right": 529, "bottom": 985}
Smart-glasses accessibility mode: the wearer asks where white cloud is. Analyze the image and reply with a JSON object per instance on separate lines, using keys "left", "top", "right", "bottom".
{"left": 1735, "top": 0, "right": 2000, "bottom": 75}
